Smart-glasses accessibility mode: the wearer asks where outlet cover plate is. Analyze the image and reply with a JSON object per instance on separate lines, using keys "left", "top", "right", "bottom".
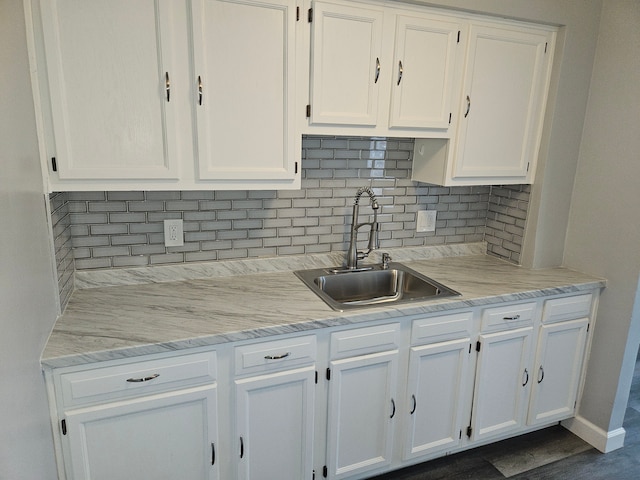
{"left": 164, "top": 219, "right": 184, "bottom": 247}
{"left": 416, "top": 210, "right": 437, "bottom": 233}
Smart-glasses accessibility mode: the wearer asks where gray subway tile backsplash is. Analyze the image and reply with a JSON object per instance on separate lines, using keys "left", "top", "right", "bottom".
{"left": 49, "top": 135, "right": 530, "bottom": 307}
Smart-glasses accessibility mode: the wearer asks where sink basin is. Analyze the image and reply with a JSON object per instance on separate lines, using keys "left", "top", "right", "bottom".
{"left": 294, "top": 262, "right": 460, "bottom": 311}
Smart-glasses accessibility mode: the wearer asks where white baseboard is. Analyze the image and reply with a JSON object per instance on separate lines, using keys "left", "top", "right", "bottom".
{"left": 561, "top": 415, "right": 626, "bottom": 453}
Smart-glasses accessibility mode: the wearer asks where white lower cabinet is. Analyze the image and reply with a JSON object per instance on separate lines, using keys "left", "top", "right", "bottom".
{"left": 233, "top": 335, "right": 317, "bottom": 480}
{"left": 52, "top": 351, "right": 219, "bottom": 480}
{"left": 65, "top": 386, "right": 218, "bottom": 480}
{"left": 470, "top": 326, "right": 534, "bottom": 442}
{"left": 404, "top": 338, "right": 471, "bottom": 459}
{"left": 46, "top": 292, "right": 597, "bottom": 480}
{"left": 325, "top": 324, "right": 401, "bottom": 479}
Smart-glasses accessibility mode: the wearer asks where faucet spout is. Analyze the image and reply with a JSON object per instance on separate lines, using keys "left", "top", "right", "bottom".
{"left": 346, "top": 187, "right": 380, "bottom": 270}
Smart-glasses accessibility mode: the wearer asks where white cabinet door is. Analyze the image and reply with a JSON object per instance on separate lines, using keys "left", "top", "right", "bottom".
{"left": 452, "top": 23, "right": 553, "bottom": 182}
{"left": 235, "top": 366, "right": 315, "bottom": 480}
{"left": 64, "top": 385, "right": 218, "bottom": 480}
{"left": 310, "top": 0, "right": 384, "bottom": 125}
{"left": 326, "top": 350, "right": 398, "bottom": 479}
{"left": 470, "top": 327, "right": 533, "bottom": 442}
{"left": 389, "top": 14, "right": 462, "bottom": 130}
{"left": 527, "top": 318, "right": 589, "bottom": 426}
{"left": 404, "top": 337, "right": 470, "bottom": 460}
{"left": 191, "top": 0, "right": 298, "bottom": 182}
{"left": 39, "top": 0, "right": 179, "bottom": 180}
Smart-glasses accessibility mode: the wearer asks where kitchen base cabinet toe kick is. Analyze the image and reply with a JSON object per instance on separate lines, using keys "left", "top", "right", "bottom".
{"left": 43, "top": 291, "right": 598, "bottom": 479}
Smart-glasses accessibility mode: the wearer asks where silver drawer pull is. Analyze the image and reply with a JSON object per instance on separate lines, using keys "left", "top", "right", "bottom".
{"left": 126, "top": 373, "right": 160, "bottom": 383}
{"left": 503, "top": 315, "right": 521, "bottom": 321}
{"left": 264, "top": 352, "right": 291, "bottom": 360}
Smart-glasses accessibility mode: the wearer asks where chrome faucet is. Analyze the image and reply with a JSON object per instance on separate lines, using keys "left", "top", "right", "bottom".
{"left": 346, "top": 187, "right": 380, "bottom": 269}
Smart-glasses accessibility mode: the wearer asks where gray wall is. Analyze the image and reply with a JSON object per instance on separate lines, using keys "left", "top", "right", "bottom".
{"left": 0, "top": 0, "right": 59, "bottom": 478}
{"left": 563, "top": 0, "right": 640, "bottom": 435}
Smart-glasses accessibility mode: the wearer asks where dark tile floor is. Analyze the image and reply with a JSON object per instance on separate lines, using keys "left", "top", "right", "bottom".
{"left": 370, "top": 353, "right": 640, "bottom": 479}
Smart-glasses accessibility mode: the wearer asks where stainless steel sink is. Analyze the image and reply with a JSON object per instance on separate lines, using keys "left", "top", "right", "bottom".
{"left": 294, "top": 262, "right": 460, "bottom": 311}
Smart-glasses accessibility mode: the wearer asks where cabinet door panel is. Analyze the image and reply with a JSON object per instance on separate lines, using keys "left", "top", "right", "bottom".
{"left": 235, "top": 367, "right": 315, "bottom": 480}
{"left": 404, "top": 337, "right": 470, "bottom": 460}
{"left": 454, "top": 25, "right": 550, "bottom": 180}
{"left": 327, "top": 350, "right": 398, "bottom": 479}
{"left": 389, "top": 15, "right": 461, "bottom": 129}
{"left": 528, "top": 318, "right": 589, "bottom": 425}
{"left": 40, "top": 0, "right": 179, "bottom": 180}
{"left": 310, "top": 1, "right": 384, "bottom": 125}
{"left": 192, "top": 0, "right": 296, "bottom": 181}
{"left": 471, "top": 327, "right": 532, "bottom": 442}
{"left": 65, "top": 385, "right": 217, "bottom": 480}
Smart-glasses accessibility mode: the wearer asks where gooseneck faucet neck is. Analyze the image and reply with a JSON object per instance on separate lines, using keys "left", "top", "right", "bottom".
{"left": 346, "top": 187, "right": 380, "bottom": 270}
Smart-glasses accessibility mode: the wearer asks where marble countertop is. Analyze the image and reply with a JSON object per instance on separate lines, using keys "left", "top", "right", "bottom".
{"left": 42, "top": 247, "right": 605, "bottom": 369}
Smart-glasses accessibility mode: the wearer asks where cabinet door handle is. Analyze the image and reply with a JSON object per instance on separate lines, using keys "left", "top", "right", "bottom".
{"left": 264, "top": 352, "right": 291, "bottom": 360}
{"left": 538, "top": 366, "right": 545, "bottom": 384}
{"left": 397, "top": 60, "right": 403, "bottom": 86}
{"left": 239, "top": 436, "right": 244, "bottom": 459}
{"left": 375, "top": 57, "right": 381, "bottom": 84}
{"left": 211, "top": 442, "right": 215, "bottom": 465}
{"left": 126, "top": 373, "right": 160, "bottom": 383}
{"left": 522, "top": 368, "right": 529, "bottom": 387}
{"left": 503, "top": 315, "right": 521, "bottom": 321}
{"left": 165, "top": 72, "right": 170, "bottom": 102}
{"left": 198, "top": 75, "right": 203, "bottom": 106}
{"left": 464, "top": 95, "right": 470, "bottom": 117}
{"left": 390, "top": 398, "right": 396, "bottom": 419}
{"left": 410, "top": 394, "right": 417, "bottom": 415}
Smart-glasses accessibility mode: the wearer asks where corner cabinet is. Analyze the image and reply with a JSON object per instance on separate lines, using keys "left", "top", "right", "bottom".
{"left": 28, "top": 0, "right": 301, "bottom": 191}
{"left": 44, "top": 291, "right": 598, "bottom": 480}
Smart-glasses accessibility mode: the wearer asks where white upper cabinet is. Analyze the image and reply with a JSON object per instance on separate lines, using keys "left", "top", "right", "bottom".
{"left": 389, "top": 14, "right": 462, "bottom": 130}
{"left": 307, "top": 0, "right": 464, "bottom": 137}
{"left": 31, "top": 0, "right": 301, "bottom": 191}
{"left": 452, "top": 23, "right": 553, "bottom": 182}
{"left": 413, "top": 19, "right": 555, "bottom": 186}
{"left": 310, "top": 0, "right": 384, "bottom": 126}
{"left": 191, "top": 0, "right": 298, "bottom": 183}
{"left": 39, "top": 0, "right": 180, "bottom": 180}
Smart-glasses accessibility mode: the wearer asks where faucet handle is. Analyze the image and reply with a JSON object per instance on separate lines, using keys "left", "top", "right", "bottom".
{"left": 381, "top": 252, "right": 391, "bottom": 269}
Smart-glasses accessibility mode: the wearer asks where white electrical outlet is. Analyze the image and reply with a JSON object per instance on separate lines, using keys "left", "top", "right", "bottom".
{"left": 416, "top": 210, "right": 437, "bottom": 233}
{"left": 164, "top": 219, "right": 184, "bottom": 247}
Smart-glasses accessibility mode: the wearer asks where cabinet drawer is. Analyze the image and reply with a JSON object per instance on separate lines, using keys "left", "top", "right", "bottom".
{"left": 235, "top": 335, "right": 316, "bottom": 376}
{"left": 543, "top": 293, "right": 593, "bottom": 323}
{"left": 330, "top": 323, "right": 400, "bottom": 359}
{"left": 60, "top": 351, "right": 217, "bottom": 407}
{"left": 481, "top": 302, "right": 537, "bottom": 332}
{"left": 411, "top": 312, "right": 473, "bottom": 345}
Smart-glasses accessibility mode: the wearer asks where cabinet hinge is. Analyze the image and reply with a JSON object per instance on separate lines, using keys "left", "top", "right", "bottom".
{"left": 476, "top": 341, "right": 481, "bottom": 352}
{"left": 295, "top": 161, "right": 299, "bottom": 174}
{"left": 323, "top": 465, "right": 328, "bottom": 477}
{"left": 308, "top": 7, "right": 313, "bottom": 23}
{"left": 326, "top": 367, "right": 331, "bottom": 381}
{"left": 466, "top": 425, "right": 472, "bottom": 437}
{"left": 61, "top": 419, "right": 67, "bottom": 435}
{"left": 457, "top": 30, "right": 461, "bottom": 43}
{"left": 306, "top": 104, "right": 311, "bottom": 118}
{"left": 51, "top": 157, "right": 57, "bottom": 172}
{"left": 296, "top": 6, "right": 300, "bottom": 21}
